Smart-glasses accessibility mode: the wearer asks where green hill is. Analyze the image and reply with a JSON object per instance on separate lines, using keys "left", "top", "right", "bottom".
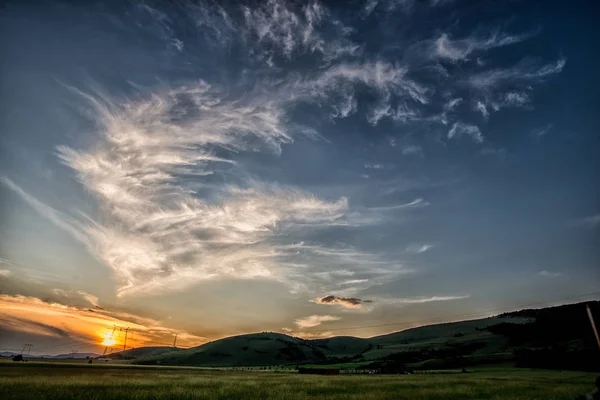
{"left": 105, "top": 346, "right": 182, "bottom": 360}
{"left": 132, "top": 301, "right": 600, "bottom": 371}
{"left": 135, "top": 332, "right": 330, "bottom": 367}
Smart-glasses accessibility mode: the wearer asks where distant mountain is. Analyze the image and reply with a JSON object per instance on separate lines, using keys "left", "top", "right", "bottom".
{"left": 133, "top": 301, "right": 600, "bottom": 371}
{"left": 0, "top": 351, "right": 100, "bottom": 359}
{"left": 53, "top": 352, "right": 101, "bottom": 359}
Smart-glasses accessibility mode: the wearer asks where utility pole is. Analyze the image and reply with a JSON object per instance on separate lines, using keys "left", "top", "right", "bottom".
{"left": 173, "top": 333, "right": 178, "bottom": 348}
{"left": 20, "top": 344, "right": 32, "bottom": 356}
{"left": 122, "top": 327, "right": 130, "bottom": 351}
{"left": 586, "top": 303, "right": 600, "bottom": 351}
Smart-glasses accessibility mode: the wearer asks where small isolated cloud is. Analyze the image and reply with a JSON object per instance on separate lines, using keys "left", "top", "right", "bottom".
{"left": 480, "top": 147, "right": 507, "bottom": 161}
{"left": 0, "top": 269, "right": 11, "bottom": 277}
{"left": 503, "top": 91, "right": 529, "bottom": 107}
{"left": 364, "top": 163, "right": 385, "bottom": 169}
{"left": 475, "top": 101, "right": 489, "bottom": 118}
{"left": 444, "top": 97, "right": 463, "bottom": 111}
{"left": 294, "top": 315, "right": 340, "bottom": 328}
{"left": 448, "top": 122, "right": 483, "bottom": 143}
{"left": 537, "top": 270, "right": 563, "bottom": 278}
{"left": 575, "top": 214, "right": 600, "bottom": 229}
{"left": 371, "top": 198, "right": 428, "bottom": 211}
{"left": 401, "top": 145, "right": 423, "bottom": 156}
{"left": 171, "top": 38, "right": 184, "bottom": 52}
{"left": 406, "top": 244, "right": 434, "bottom": 253}
{"left": 311, "top": 295, "right": 373, "bottom": 309}
{"left": 531, "top": 123, "right": 553, "bottom": 139}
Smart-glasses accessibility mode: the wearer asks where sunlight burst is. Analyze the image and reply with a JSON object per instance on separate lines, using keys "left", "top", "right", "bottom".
{"left": 101, "top": 338, "right": 117, "bottom": 346}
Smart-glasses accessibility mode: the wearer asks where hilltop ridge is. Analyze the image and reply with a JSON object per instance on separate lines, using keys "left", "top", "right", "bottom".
{"left": 125, "top": 301, "right": 599, "bottom": 372}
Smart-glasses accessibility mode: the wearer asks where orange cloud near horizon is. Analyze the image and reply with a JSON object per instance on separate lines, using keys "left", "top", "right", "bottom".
{"left": 0, "top": 294, "right": 206, "bottom": 353}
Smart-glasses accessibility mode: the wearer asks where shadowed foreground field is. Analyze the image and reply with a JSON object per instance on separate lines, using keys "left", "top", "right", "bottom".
{"left": 0, "top": 363, "right": 596, "bottom": 400}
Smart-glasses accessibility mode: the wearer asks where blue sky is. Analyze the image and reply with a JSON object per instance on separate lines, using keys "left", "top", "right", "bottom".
{"left": 0, "top": 0, "right": 598, "bottom": 353}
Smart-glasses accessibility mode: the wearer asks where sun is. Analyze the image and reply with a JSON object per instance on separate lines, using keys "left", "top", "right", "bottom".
{"left": 101, "top": 338, "right": 117, "bottom": 346}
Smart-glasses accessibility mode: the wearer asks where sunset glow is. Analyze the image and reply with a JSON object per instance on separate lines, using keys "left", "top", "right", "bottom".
{"left": 101, "top": 337, "right": 117, "bottom": 347}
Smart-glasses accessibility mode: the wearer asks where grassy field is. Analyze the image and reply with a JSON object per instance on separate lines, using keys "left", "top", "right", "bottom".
{"left": 0, "top": 362, "right": 597, "bottom": 400}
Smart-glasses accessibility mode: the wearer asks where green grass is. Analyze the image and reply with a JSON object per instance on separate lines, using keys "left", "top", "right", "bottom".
{"left": 0, "top": 363, "right": 597, "bottom": 400}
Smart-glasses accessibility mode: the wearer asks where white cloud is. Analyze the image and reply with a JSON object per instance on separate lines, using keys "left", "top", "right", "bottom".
{"left": 384, "top": 295, "right": 470, "bottom": 304}
{"left": 503, "top": 91, "right": 530, "bottom": 107}
{"left": 468, "top": 57, "right": 566, "bottom": 90}
{"left": 406, "top": 244, "right": 434, "bottom": 253}
{"left": 444, "top": 98, "right": 463, "bottom": 111}
{"left": 434, "top": 30, "right": 535, "bottom": 63}
{"left": 370, "top": 198, "right": 428, "bottom": 211}
{"left": 448, "top": 122, "right": 484, "bottom": 143}
{"left": 480, "top": 147, "right": 507, "bottom": 161}
{"left": 241, "top": 0, "right": 358, "bottom": 64}
{"left": 0, "top": 269, "right": 10, "bottom": 277}
{"left": 537, "top": 270, "right": 563, "bottom": 278}
{"left": 5, "top": 81, "right": 375, "bottom": 297}
{"left": 532, "top": 123, "right": 553, "bottom": 138}
{"left": 295, "top": 314, "right": 340, "bottom": 328}
{"left": 475, "top": 101, "right": 489, "bottom": 118}
{"left": 364, "top": 163, "right": 385, "bottom": 169}
{"left": 339, "top": 279, "right": 369, "bottom": 285}
{"left": 576, "top": 214, "right": 600, "bottom": 229}
{"left": 401, "top": 145, "right": 423, "bottom": 156}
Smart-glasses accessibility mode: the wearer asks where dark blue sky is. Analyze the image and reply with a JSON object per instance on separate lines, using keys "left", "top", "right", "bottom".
{"left": 0, "top": 0, "right": 598, "bottom": 352}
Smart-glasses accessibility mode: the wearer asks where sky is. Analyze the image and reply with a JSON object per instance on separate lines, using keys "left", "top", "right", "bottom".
{"left": 0, "top": 0, "right": 599, "bottom": 355}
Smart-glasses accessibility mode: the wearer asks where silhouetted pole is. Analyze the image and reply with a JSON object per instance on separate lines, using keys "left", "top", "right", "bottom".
{"left": 586, "top": 304, "right": 600, "bottom": 352}
{"left": 122, "top": 327, "right": 130, "bottom": 351}
{"left": 173, "top": 333, "right": 178, "bottom": 348}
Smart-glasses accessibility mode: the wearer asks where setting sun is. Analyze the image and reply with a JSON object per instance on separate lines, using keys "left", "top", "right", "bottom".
{"left": 101, "top": 338, "right": 116, "bottom": 346}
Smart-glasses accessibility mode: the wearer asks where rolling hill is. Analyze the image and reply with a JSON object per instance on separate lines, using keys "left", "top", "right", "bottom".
{"left": 131, "top": 301, "right": 600, "bottom": 371}
{"left": 135, "top": 332, "right": 331, "bottom": 367}
{"left": 104, "top": 346, "right": 181, "bottom": 360}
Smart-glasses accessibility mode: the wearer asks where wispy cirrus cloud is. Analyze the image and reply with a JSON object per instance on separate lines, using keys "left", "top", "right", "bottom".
{"left": 383, "top": 295, "right": 470, "bottom": 305}
{"left": 448, "top": 122, "right": 484, "bottom": 143}
{"left": 1, "top": 0, "right": 568, "bottom": 306}
{"left": 370, "top": 198, "right": 429, "bottom": 211}
{"left": 406, "top": 244, "right": 434, "bottom": 253}
{"left": 532, "top": 123, "right": 553, "bottom": 138}
{"left": 241, "top": 0, "right": 359, "bottom": 64}
{"left": 433, "top": 29, "right": 536, "bottom": 62}
{"left": 467, "top": 57, "right": 566, "bottom": 90}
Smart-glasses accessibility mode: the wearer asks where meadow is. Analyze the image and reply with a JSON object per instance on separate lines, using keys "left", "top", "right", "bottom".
{"left": 0, "top": 361, "right": 597, "bottom": 400}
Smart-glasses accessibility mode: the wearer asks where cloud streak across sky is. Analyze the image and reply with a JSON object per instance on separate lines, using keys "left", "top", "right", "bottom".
{"left": 1, "top": 0, "right": 597, "bottom": 351}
